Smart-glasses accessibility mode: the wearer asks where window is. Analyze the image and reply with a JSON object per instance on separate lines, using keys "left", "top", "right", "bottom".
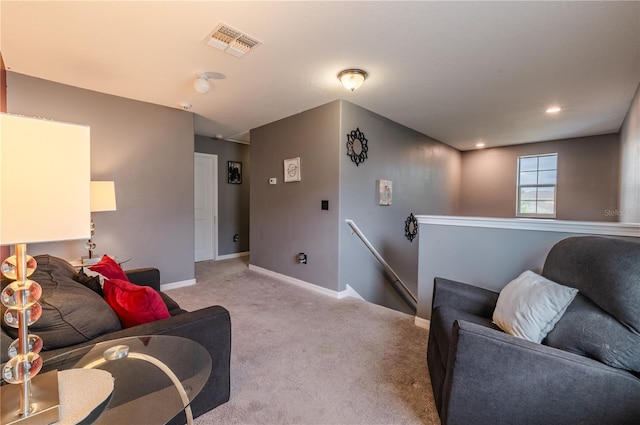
{"left": 516, "top": 153, "right": 557, "bottom": 217}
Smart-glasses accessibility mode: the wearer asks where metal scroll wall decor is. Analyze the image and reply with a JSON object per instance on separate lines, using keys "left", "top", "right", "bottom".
{"left": 346, "top": 127, "right": 368, "bottom": 166}
{"left": 405, "top": 213, "right": 418, "bottom": 242}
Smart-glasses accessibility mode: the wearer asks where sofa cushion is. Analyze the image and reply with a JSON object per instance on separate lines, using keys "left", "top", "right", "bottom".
{"left": 159, "top": 291, "right": 186, "bottom": 316}
{"left": 74, "top": 270, "right": 103, "bottom": 296}
{"left": 542, "top": 236, "right": 640, "bottom": 333}
{"left": 89, "top": 255, "right": 129, "bottom": 282}
{"left": 544, "top": 293, "right": 640, "bottom": 372}
{"left": 1, "top": 256, "right": 122, "bottom": 351}
{"left": 36, "top": 254, "right": 78, "bottom": 279}
{"left": 493, "top": 270, "right": 578, "bottom": 343}
{"left": 103, "top": 278, "right": 171, "bottom": 328}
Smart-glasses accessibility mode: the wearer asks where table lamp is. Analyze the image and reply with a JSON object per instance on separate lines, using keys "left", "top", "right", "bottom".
{"left": 86, "top": 181, "right": 117, "bottom": 260}
{"left": 1, "top": 113, "right": 90, "bottom": 424}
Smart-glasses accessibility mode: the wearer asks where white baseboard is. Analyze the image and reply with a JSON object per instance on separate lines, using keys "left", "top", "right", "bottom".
{"left": 414, "top": 316, "right": 430, "bottom": 329}
{"left": 216, "top": 251, "right": 249, "bottom": 261}
{"left": 340, "top": 284, "right": 365, "bottom": 300}
{"left": 161, "top": 278, "right": 196, "bottom": 291}
{"left": 247, "top": 265, "right": 430, "bottom": 329}
{"left": 249, "top": 265, "right": 349, "bottom": 299}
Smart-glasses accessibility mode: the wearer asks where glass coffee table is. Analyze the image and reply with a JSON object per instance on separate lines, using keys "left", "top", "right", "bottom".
{"left": 41, "top": 335, "right": 212, "bottom": 425}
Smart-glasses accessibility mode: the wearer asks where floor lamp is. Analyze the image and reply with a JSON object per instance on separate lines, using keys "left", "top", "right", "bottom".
{"left": 1, "top": 113, "right": 91, "bottom": 425}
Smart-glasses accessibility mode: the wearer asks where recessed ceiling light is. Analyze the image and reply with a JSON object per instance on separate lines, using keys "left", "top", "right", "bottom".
{"left": 545, "top": 106, "right": 562, "bottom": 114}
{"left": 475, "top": 142, "right": 486, "bottom": 148}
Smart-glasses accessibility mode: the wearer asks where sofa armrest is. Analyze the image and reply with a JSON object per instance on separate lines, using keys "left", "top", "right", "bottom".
{"left": 433, "top": 277, "right": 499, "bottom": 318}
{"left": 442, "top": 319, "right": 640, "bottom": 425}
{"left": 125, "top": 267, "right": 160, "bottom": 291}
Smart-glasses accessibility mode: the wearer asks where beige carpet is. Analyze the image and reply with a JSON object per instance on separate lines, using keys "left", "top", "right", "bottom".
{"left": 166, "top": 258, "right": 440, "bottom": 425}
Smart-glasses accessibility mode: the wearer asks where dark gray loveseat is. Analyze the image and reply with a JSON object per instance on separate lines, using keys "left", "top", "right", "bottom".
{"left": 427, "top": 236, "right": 640, "bottom": 424}
{"left": 1, "top": 255, "right": 231, "bottom": 424}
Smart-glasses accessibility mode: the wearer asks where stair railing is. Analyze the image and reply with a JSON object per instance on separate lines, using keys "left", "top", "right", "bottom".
{"left": 345, "top": 219, "right": 417, "bottom": 313}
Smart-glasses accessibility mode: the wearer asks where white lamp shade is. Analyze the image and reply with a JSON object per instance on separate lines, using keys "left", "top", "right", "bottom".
{"left": 91, "top": 181, "right": 117, "bottom": 212}
{"left": 0, "top": 113, "right": 91, "bottom": 245}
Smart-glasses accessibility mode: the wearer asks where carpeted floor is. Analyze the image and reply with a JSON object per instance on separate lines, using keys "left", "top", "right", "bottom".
{"left": 165, "top": 258, "right": 440, "bottom": 425}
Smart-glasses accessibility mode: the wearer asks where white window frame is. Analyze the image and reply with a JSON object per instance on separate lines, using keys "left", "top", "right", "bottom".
{"left": 516, "top": 153, "right": 558, "bottom": 218}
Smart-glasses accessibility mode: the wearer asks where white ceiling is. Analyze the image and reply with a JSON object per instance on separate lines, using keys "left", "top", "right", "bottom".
{"left": 1, "top": 1, "right": 638, "bottom": 151}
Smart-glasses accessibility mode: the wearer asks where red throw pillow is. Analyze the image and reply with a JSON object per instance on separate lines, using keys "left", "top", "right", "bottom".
{"left": 89, "top": 255, "right": 129, "bottom": 281}
{"left": 102, "top": 278, "right": 170, "bottom": 328}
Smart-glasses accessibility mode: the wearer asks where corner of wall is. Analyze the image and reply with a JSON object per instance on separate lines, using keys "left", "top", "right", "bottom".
{"left": 619, "top": 83, "right": 640, "bottom": 223}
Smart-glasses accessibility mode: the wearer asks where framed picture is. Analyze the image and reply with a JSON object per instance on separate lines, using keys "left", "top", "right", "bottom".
{"left": 228, "top": 161, "right": 242, "bottom": 184}
{"left": 378, "top": 179, "right": 392, "bottom": 205}
{"left": 284, "top": 157, "right": 301, "bottom": 182}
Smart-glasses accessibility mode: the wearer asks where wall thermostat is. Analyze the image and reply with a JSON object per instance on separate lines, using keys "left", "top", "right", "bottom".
{"left": 269, "top": 178, "right": 277, "bottom": 185}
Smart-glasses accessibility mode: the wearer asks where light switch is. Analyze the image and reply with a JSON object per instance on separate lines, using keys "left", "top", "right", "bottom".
{"left": 269, "top": 178, "right": 277, "bottom": 185}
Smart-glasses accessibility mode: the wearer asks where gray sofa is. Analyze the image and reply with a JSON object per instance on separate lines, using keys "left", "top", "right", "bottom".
{"left": 1, "top": 255, "right": 231, "bottom": 424}
{"left": 427, "top": 236, "right": 640, "bottom": 424}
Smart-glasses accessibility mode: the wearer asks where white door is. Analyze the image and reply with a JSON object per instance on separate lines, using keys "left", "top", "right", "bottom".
{"left": 194, "top": 153, "right": 218, "bottom": 262}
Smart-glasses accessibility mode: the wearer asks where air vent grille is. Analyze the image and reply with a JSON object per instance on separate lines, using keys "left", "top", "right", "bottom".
{"left": 207, "top": 23, "right": 261, "bottom": 58}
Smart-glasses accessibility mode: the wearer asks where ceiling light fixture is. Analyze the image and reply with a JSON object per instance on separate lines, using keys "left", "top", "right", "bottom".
{"left": 475, "top": 142, "right": 486, "bottom": 148}
{"left": 545, "top": 106, "right": 562, "bottom": 114}
{"left": 194, "top": 74, "right": 211, "bottom": 94}
{"left": 338, "top": 69, "right": 367, "bottom": 92}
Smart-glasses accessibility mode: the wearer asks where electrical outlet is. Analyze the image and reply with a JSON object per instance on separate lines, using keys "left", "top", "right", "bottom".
{"left": 298, "top": 252, "right": 307, "bottom": 264}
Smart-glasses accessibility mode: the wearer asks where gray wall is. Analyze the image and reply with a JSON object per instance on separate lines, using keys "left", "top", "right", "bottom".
{"left": 339, "top": 101, "right": 461, "bottom": 314}
{"left": 250, "top": 101, "right": 342, "bottom": 290}
{"left": 460, "top": 134, "right": 620, "bottom": 221}
{"left": 620, "top": 83, "right": 640, "bottom": 223}
{"left": 195, "top": 136, "right": 250, "bottom": 255}
{"left": 7, "top": 72, "right": 195, "bottom": 284}
{"left": 250, "top": 99, "right": 461, "bottom": 314}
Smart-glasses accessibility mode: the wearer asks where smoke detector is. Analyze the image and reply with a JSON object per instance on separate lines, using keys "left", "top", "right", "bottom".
{"left": 206, "top": 23, "right": 261, "bottom": 58}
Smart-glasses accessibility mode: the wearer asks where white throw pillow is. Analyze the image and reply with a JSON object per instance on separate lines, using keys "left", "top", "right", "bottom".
{"left": 492, "top": 270, "right": 578, "bottom": 343}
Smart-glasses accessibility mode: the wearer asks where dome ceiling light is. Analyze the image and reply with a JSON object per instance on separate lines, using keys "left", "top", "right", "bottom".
{"left": 338, "top": 69, "right": 367, "bottom": 92}
{"left": 194, "top": 73, "right": 211, "bottom": 94}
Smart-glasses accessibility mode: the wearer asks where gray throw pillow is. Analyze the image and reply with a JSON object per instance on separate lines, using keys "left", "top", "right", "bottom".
{"left": 1, "top": 256, "right": 122, "bottom": 351}
{"left": 75, "top": 270, "right": 103, "bottom": 296}
{"left": 544, "top": 293, "right": 640, "bottom": 372}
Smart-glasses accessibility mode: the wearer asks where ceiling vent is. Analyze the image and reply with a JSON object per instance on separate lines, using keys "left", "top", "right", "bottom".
{"left": 207, "top": 23, "right": 261, "bottom": 58}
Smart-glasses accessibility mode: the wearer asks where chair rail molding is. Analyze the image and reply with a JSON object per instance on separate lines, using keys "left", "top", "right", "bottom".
{"left": 416, "top": 215, "right": 640, "bottom": 238}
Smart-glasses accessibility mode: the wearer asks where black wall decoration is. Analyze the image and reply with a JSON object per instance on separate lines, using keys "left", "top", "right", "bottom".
{"left": 346, "top": 127, "right": 368, "bottom": 166}
{"left": 405, "top": 213, "right": 418, "bottom": 242}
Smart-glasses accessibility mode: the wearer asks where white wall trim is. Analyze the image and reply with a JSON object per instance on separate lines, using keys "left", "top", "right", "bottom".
{"left": 249, "top": 265, "right": 430, "bottom": 327}
{"left": 216, "top": 251, "right": 249, "bottom": 261}
{"left": 340, "top": 284, "right": 365, "bottom": 300}
{"left": 249, "top": 264, "right": 349, "bottom": 299}
{"left": 414, "top": 316, "right": 430, "bottom": 330}
{"left": 416, "top": 215, "right": 640, "bottom": 237}
{"left": 161, "top": 278, "right": 196, "bottom": 291}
